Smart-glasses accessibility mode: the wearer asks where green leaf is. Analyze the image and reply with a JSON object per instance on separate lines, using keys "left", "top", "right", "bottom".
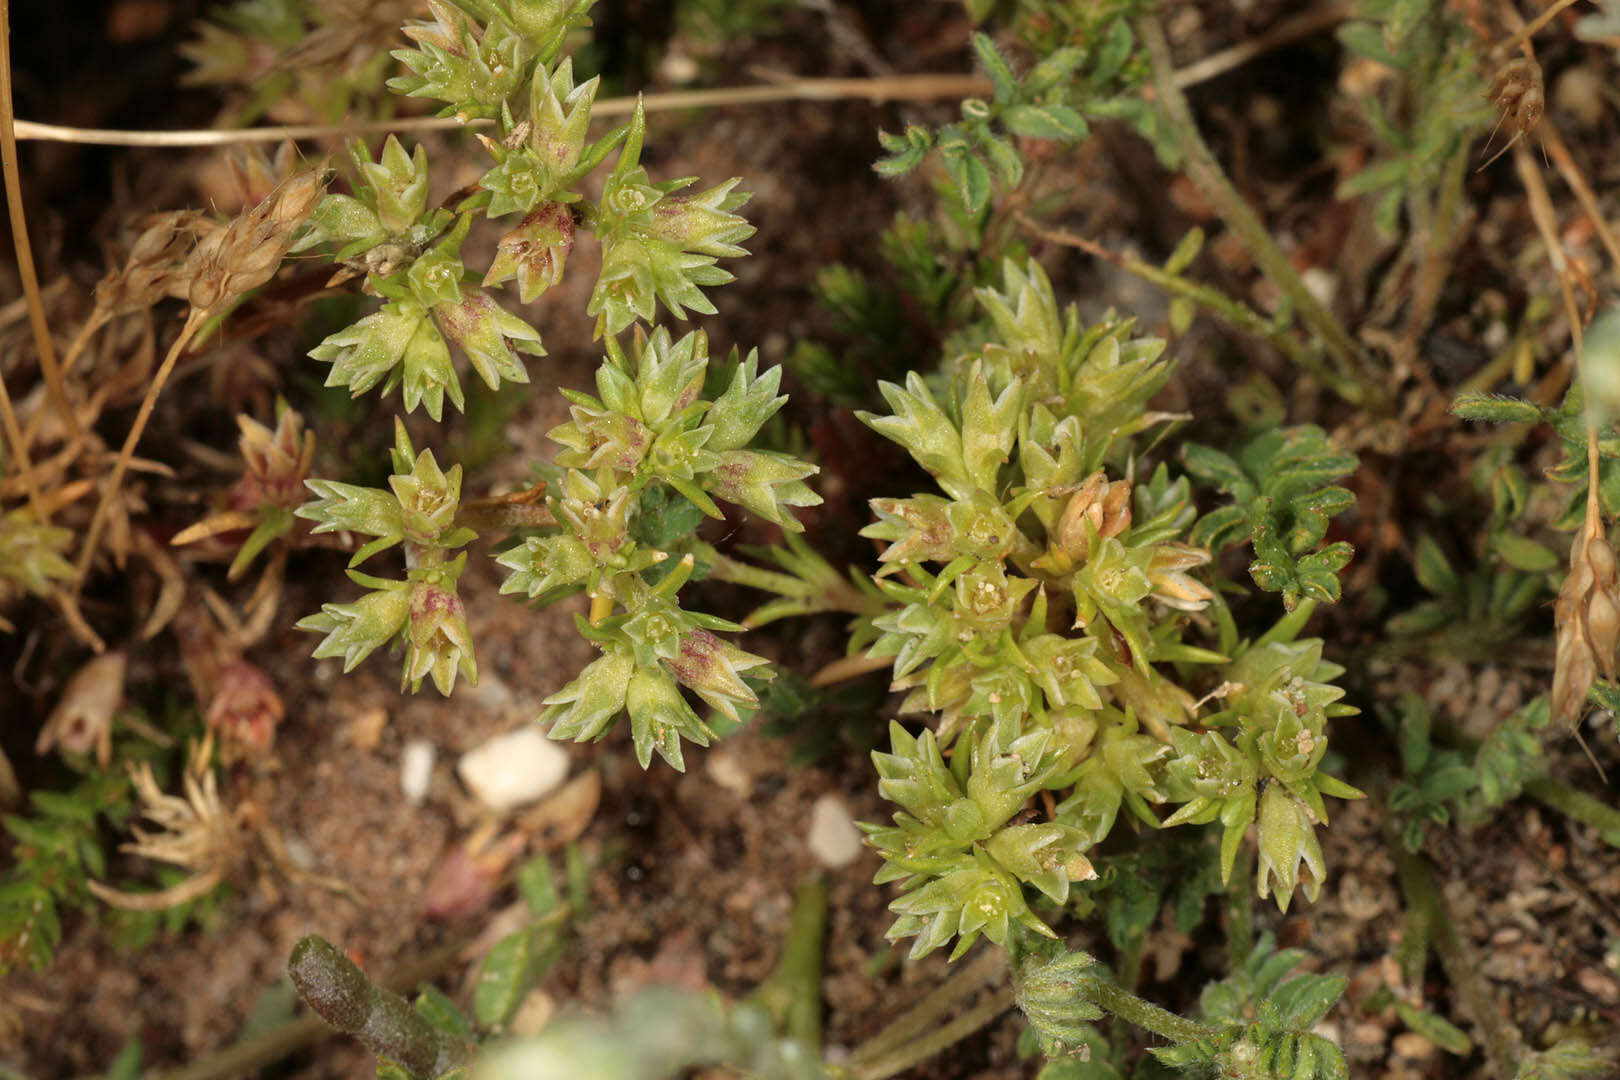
{"left": 1491, "top": 531, "right": 1559, "bottom": 573}
{"left": 1001, "top": 104, "right": 1089, "bottom": 140}
{"left": 1413, "top": 534, "right": 1458, "bottom": 596}
{"left": 475, "top": 928, "right": 556, "bottom": 1028}
{"left": 1451, "top": 392, "right": 1545, "bottom": 424}
{"left": 971, "top": 33, "right": 1017, "bottom": 102}
{"left": 1393, "top": 1001, "right": 1472, "bottom": 1055}
{"left": 414, "top": 985, "right": 476, "bottom": 1042}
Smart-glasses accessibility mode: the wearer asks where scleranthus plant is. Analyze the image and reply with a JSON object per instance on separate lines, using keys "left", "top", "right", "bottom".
{"left": 282, "top": 0, "right": 816, "bottom": 764}
{"left": 743, "top": 259, "right": 1362, "bottom": 973}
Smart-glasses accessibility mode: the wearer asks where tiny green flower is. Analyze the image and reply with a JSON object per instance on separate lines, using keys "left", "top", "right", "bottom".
{"left": 483, "top": 202, "right": 575, "bottom": 302}
{"left": 298, "top": 577, "right": 412, "bottom": 673}
{"left": 543, "top": 651, "right": 635, "bottom": 743}
{"left": 404, "top": 571, "right": 477, "bottom": 695}
{"left": 661, "top": 629, "right": 769, "bottom": 722}
{"left": 624, "top": 667, "right": 713, "bottom": 771}
{"left": 433, "top": 288, "right": 543, "bottom": 392}
{"left": 1256, "top": 783, "right": 1326, "bottom": 912}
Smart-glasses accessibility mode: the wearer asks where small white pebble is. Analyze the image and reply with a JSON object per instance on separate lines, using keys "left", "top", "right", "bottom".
{"left": 659, "top": 53, "right": 699, "bottom": 84}
{"left": 400, "top": 739, "right": 436, "bottom": 807}
{"left": 705, "top": 747, "right": 752, "bottom": 797}
{"left": 807, "top": 794, "right": 864, "bottom": 869}
{"left": 458, "top": 727, "right": 569, "bottom": 813}
{"left": 1302, "top": 266, "right": 1337, "bottom": 307}
{"left": 281, "top": 833, "right": 315, "bottom": 871}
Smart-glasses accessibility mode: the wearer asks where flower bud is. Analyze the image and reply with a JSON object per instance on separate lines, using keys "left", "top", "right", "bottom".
{"left": 404, "top": 580, "right": 477, "bottom": 695}
{"left": 37, "top": 651, "right": 127, "bottom": 766}
{"left": 206, "top": 660, "right": 284, "bottom": 761}
{"left": 483, "top": 202, "right": 576, "bottom": 303}
{"left": 1256, "top": 784, "right": 1325, "bottom": 912}
{"left": 661, "top": 629, "right": 768, "bottom": 722}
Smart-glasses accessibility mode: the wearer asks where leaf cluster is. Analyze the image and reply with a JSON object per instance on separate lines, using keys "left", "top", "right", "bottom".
{"left": 1388, "top": 693, "right": 1551, "bottom": 850}
{"left": 737, "top": 258, "right": 1360, "bottom": 965}
{"left": 1154, "top": 934, "right": 1349, "bottom": 1080}
{"left": 876, "top": 34, "right": 1092, "bottom": 213}
{"left": 1183, "top": 426, "right": 1357, "bottom": 610}
{"left": 1334, "top": 0, "right": 1492, "bottom": 236}
{"left": 500, "top": 327, "right": 820, "bottom": 768}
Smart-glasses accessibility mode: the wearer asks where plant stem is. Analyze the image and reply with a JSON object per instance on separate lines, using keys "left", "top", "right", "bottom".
{"left": 1135, "top": 14, "right": 1386, "bottom": 411}
{"left": 1490, "top": 0, "right": 1585, "bottom": 59}
{"left": 139, "top": 937, "right": 470, "bottom": 1080}
{"left": 1389, "top": 839, "right": 1522, "bottom": 1079}
{"left": 846, "top": 946, "right": 1006, "bottom": 1066}
{"left": 1525, "top": 775, "right": 1620, "bottom": 847}
{"left": 1224, "top": 839, "right": 1255, "bottom": 972}
{"left": 73, "top": 308, "right": 206, "bottom": 591}
{"left": 11, "top": 18, "right": 1359, "bottom": 151}
{"left": 700, "top": 543, "right": 819, "bottom": 599}
{"left": 0, "top": 0, "right": 78, "bottom": 444}
{"left": 845, "top": 987, "right": 1015, "bottom": 1080}
{"left": 1072, "top": 970, "right": 1216, "bottom": 1046}
{"left": 1018, "top": 218, "right": 1363, "bottom": 404}
{"left": 752, "top": 874, "right": 830, "bottom": 1051}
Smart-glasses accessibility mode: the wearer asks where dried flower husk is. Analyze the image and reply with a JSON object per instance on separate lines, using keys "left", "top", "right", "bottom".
{"left": 1054, "top": 471, "right": 1133, "bottom": 561}
{"left": 184, "top": 161, "right": 329, "bottom": 314}
{"left": 1553, "top": 524, "right": 1620, "bottom": 722}
{"left": 36, "top": 651, "right": 127, "bottom": 766}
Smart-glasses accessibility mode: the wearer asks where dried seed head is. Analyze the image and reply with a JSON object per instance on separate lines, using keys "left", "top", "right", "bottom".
{"left": 1555, "top": 615, "right": 1598, "bottom": 724}
{"left": 1553, "top": 525, "right": 1620, "bottom": 723}
{"left": 95, "top": 210, "right": 212, "bottom": 316}
{"left": 1055, "top": 471, "right": 1132, "bottom": 561}
{"left": 1589, "top": 534, "right": 1618, "bottom": 589}
{"left": 233, "top": 404, "right": 316, "bottom": 510}
{"left": 1587, "top": 585, "right": 1620, "bottom": 680}
{"left": 185, "top": 159, "right": 329, "bottom": 313}
{"left": 206, "top": 660, "right": 284, "bottom": 762}
{"left": 1488, "top": 57, "right": 1544, "bottom": 138}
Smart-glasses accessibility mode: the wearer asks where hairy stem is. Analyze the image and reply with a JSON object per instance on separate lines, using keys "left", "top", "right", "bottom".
{"left": 1390, "top": 840, "right": 1522, "bottom": 1078}
{"left": 1135, "top": 14, "right": 1385, "bottom": 411}
{"left": 1524, "top": 775, "right": 1620, "bottom": 847}
{"left": 1073, "top": 969, "right": 1217, "bottom": 1046}
{"left": 751, "top": 874, "right": 829, "bottom": 1050}
{"left": 1019, "top": 217, "right": 1361, "bottom": 403}
{"left": 287, "top": 935, "right": 469, "bottom": 1079}
{"left": 145, "top": 937, "right": 469, "bottom": 1080}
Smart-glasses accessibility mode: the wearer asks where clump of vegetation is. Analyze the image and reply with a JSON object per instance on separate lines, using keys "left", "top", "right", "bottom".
{"left": 7, "top": 0, "right": 1620, "bottom": 1079}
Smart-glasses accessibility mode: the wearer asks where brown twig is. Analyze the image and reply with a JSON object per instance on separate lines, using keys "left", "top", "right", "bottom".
{"left": 1538, "top": 121, "right": 1620, "bottom": 283}
{"left": 14, "top": 75, "right": 994, "bottom": 148}
{"left": 1490, "top": 0, "right": 1586, "bottom": 59}
{"left": 1135, "top": 12, "right": 1386, "bottom": 410}
{"left": 0, "top": 0, "right": 78, "bottom": 442}
{"left": 73, "top": 309, "right": 207, "bottom": 589}
{"left": 12, "top": 13, "right": 1364, "bottom": 153}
